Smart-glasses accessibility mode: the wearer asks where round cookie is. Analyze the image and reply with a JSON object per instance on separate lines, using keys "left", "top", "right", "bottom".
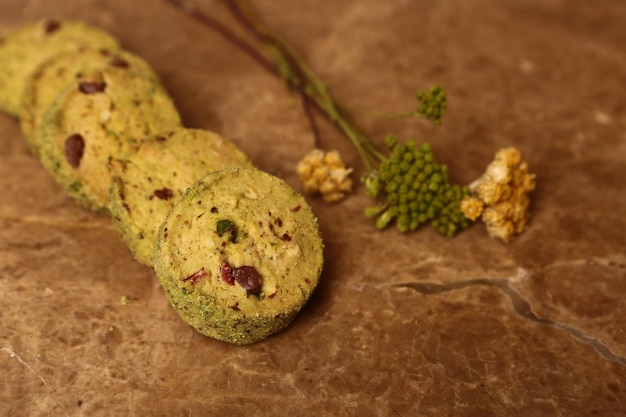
{"left": 153, "top": 167, "right": 324, "bottom": 345}
{"left": 0, "top": 18, "right": 120, "bottom": 116}
{"left": 20, "top": 47, "right": 158, "bottom": 157}
{"left": 37, "top": 67, "right": 182, "bottom": 213}
{"left": 109, "top": 128, "right": 254, "bottom": 266}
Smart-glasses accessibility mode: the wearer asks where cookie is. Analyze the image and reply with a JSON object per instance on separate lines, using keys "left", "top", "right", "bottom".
{"left": 37, "top": 67, "right": 182, "bottom": 212}
{"left": 20, "top": 47, "right": 157, "bottom": 157}
{"left": 109, "top": 128, "right": 254, "bottom": 266}
{"left": 153, "top": 167, "right": 324, "bottom": 345}
{"left": 0, "top": 18, "right": 120, "bottom": 116}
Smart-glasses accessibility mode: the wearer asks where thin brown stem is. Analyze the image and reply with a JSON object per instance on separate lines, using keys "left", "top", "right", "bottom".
{"left": 300, "top": 92, "right": 321, "bottom": 148}
{"left": 164, "top": 0, "right": 328, "bottom": 149}
{"left": 162, "top": 0, "right": 278, "bottom": 77}
{"left": 163, "top": 0, "right": 386, "bottom": 169}
{"left": 223, "top": 0, "right": 386, "bottom": 168}
{"left": 222, "top": 0, "right": 325, "bottom": 148}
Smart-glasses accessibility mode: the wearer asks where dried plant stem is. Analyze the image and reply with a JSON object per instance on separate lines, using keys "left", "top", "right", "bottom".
{"left": 224, "top": 0, "right": 386, "bottom": 170}
{"left": 163, "top": 0, "right": 385, "bottom": 171}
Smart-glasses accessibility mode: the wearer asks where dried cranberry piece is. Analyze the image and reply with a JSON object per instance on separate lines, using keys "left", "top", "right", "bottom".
{"left": 183, "top": 269, "right": 207, "bottom": 284}
{"left": 44, "top": 19, "right": 61, "bottom": 34}
{"left": 78, "top": 81, "right": 107, "bottom": 94}
{"left": 232, "top": 266, "right": 263, "bottom": 295}
{"left": 153, "top": 188, "right": 174, "bottom": 200}
{"left": 220, "top": 262, "right": 234, "bottom": 285}
{"left": 65, "top": 134, "right": 85, "bottom": 168}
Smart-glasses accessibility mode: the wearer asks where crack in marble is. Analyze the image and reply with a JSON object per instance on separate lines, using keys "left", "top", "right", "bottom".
{"left": 395, "top": 278, "right": 626, "bottom": 366}
{"left": 1, "top": 238, "right": 62, "bottom": 251}
{"left": 608, "top": 260, "right": 625, "bottom": 269}
{"left": 542, "top": 256, "right": 626, "bottom": 271}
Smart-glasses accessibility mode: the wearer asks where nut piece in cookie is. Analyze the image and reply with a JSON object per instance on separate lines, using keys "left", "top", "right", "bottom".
{"left": 154, "top": 168, "right": 324, "bottom": 345}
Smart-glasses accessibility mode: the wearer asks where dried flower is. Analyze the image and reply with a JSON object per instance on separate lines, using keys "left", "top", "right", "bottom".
{"left": 459, "top": 197, "right": 484, "bottom": 221}
{"left": 297, "top": 149, "right": 353, "bottom": 203}
{"left": 461, "top": 147, "right": 536, "bottom": 242}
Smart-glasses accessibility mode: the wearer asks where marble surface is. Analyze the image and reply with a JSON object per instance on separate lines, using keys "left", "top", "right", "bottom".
{"left": 1, "top": 0, "right": 625, "bottom": 415}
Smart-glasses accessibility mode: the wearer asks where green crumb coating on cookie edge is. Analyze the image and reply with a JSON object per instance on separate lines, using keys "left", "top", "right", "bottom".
{"left": 153, "top": 167, "right": 324, "bottom": 345}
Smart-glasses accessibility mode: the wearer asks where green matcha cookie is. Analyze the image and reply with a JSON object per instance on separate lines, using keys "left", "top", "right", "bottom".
{"left": 109, "top": 128, "right": 254, "bottom": 266}
{"left": 0, "top": 18, "right": 119, "bottom": 116}
{"left": 20, "top": 47, "right": 157, "bottom": 157}
{"left": 37, "top": 68, "right": 182, "bottom": 212}
{"left": 153, "top": 168, "right": 324, "bottom": 345}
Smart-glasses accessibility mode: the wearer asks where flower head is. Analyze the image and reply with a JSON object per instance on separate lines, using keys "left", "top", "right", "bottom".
{"left": 416, "top": 85, "right": 447, "bottom": 125}
{"left": 297, "top": 149, "right": 353, "bottom": 203}
{"left": 461, "top": 147, "right": 536, "bottom": 242}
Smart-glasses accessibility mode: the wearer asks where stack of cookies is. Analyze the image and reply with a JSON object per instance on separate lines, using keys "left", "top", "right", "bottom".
{"left": 0, "top": 18, "right": 324, "bottom": 344}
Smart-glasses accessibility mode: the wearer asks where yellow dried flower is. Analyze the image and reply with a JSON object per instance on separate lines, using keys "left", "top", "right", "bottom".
{"left": 461, "top": 147, "right": 536, "bottom": 243}
{"left": 460, "top": 196, "right": 484, "bottom": 221}
{"left": 296, "top": 149, "right": 353, "bottom": 203}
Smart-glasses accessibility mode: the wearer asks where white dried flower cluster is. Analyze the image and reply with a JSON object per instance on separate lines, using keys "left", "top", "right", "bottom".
{"left": 461, "top": 147, "right": 536, "bottom": 243}
{"left": 296, "top": 149, "right": 353, "bottom": 203}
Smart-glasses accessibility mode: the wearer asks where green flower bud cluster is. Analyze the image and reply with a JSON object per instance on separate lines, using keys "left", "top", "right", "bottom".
{"left": 364, "top": 136, "right": 471, "bottom": 236}
{"left": 416, "top": 85, "right": 447, "bottom": 125}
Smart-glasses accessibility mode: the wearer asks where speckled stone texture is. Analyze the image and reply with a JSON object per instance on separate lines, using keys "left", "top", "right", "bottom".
{"left": 1, "top": 1, "right": 625, "bottom": 416}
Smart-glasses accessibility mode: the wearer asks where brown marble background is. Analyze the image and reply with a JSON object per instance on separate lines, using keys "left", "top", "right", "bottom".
{"left": 1, "top": 0, "right": 625, "bottom": 416}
